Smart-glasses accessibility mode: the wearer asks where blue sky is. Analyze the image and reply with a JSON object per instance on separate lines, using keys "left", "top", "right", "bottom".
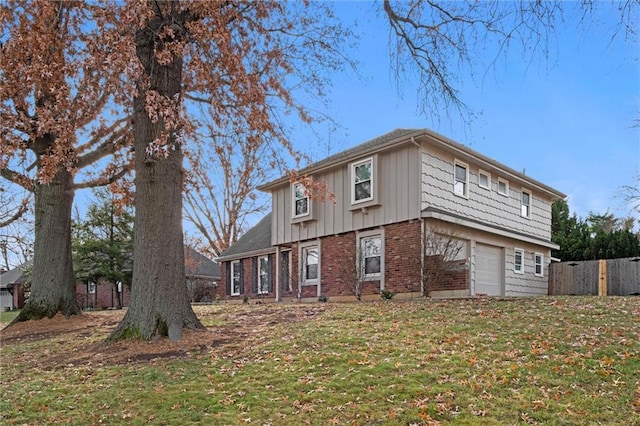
{"left": 3, "top": 2, "right": 638, "bottom": 268}
{"left": 292, "top": 1, "right": 639, "bottom": 222}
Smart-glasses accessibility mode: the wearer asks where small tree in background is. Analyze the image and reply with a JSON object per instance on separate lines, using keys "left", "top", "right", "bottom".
{"left": 551, "top": 199, "right": 640, "bottom": 261}
{"left": 72, "top": 189, "right": 134, "bottom": 309}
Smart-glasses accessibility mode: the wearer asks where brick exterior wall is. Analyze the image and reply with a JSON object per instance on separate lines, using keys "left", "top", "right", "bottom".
{"left": 221, "top": 220, "right": 427, "bottom": 302}
{"left": 384, "top": 220, "right": 422, "bottom": 294}
{"left": 220, "top": 254, "right": 277, "bottom": 301}
{"left": 75, "top": 279, "right": 131, "bottom": 310}
{"left": 320, "top": 233, "right": 359, "bottom": 298}
{"left": 424, "top": 256, "right": 469, "bottom": 293}
{"left": 305, "top": 220, "right": 423, "bottom": 299}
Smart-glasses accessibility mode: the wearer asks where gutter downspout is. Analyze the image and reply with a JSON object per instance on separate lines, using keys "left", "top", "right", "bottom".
{"left": 414, "top": 135, "right": 425, "bottom": 297}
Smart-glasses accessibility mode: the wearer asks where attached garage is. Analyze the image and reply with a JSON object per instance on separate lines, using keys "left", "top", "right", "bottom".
{"left": 474, "top": 243, "right": 503, "bottom": 296}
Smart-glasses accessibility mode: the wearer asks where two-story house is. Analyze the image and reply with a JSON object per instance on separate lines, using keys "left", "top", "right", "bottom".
{"left": 216, "top": 128, "right": 566, "bottom": 301}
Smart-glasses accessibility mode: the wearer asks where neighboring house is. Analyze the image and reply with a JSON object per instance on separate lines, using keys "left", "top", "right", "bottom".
{"left": 76, "top": 278, "right": 132, "bottom": 310}
{"left": 0, "top": 248, "right": 220, "bottom": 311}
{"left": 77, "top": 246, "right": 221, "bottom": 309}
{"left": 0, "top": 261, "right": 30, "bottom": 311}
{"left": 219, "top": 128, "right": 566, "bottom": 301}
{"left": 185, "top": 246, "right": 221, "bottom": 303}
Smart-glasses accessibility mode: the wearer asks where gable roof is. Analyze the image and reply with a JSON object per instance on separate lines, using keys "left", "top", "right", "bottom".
{"left": 258, "top": 128, "right": 566, "bottom": 200}
{"left": 216, "top": 213, "right": 273, "bottom": 261}
{"left": 0, "top": 260, "right": 31, "bottom": 289}
{"left": 185, "top": 247, "right": 221, "bottom": 279}
{"left": 258, "top": 128, "right": 421, "bottom": 191}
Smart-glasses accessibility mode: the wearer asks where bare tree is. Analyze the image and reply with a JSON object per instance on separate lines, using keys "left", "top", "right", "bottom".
{"left": 0, "top": 183, "right": 33, "bottom": 271}
{"left": 339, "top": 248, "right": 362, "bottom": 301}
{"left": 422, "top": 224, "right": 466, "bottom": 295}
{"left": 111, "top": 1, "right": 354, "bottom": 341}
{"left": 335, "top": 235, "right": 383, "bottom": 301}
{"left": 183, "top": 128, "right": 272, "bottom": 259}
{"left": 620, "top": 177, "right": 640, "bottom": 216}
{"left": 382, "top": 1, "right": 638, "bottom": 123}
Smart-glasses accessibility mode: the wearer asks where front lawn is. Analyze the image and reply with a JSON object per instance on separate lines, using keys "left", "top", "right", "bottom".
{"left": 0, "top": 309, "right": 19, "bottom": 326}
{"left": 1, "top": 297, "right": 638, "bottom": 425}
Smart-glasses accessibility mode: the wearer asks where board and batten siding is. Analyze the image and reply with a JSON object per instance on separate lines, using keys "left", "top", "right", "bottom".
{"left": 271, "top": 144, "right": 422, "bottom": 246}
{"left": 420, "top": 145, "right": 553, "bottom": 241}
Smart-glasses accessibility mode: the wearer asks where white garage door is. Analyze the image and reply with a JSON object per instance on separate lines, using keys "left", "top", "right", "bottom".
{"left": 475, "top": 244, "right": 502, "bottom": 296}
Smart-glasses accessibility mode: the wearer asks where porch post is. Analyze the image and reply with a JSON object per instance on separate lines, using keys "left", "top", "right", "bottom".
{"left": 275, "top": 246, "right": 281, "bottom": 302}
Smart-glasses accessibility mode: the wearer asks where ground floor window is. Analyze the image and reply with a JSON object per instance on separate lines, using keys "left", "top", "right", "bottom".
{"left": 231, "top": 261, "right": 242, "bottom": 295}
{"left": 514, "top": 248, "right": 524, "bottom": 274}
{"left": 359, "top": 234, "right": 382, "bottom": 279}
{"left": 534, "top": 253, "right": 543, "bottom": 277}
{"left": 258, "top": 256, "right": 270, "bottom": 294}
{"left": 281, "top": 250, "right": 292, "bottom": 293}
{"left": 303, "top": 245, "right": 319, "bottom": 284}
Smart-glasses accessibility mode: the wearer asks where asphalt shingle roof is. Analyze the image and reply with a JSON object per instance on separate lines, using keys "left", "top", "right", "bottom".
{"left": 217, "top": 213, "right": 272, "bottom": 260}
{"left": 185, "top": 247, "right": 221, "bottom": 279}
{"left": 0, "top": 261, "right": 31, "bottom": 289}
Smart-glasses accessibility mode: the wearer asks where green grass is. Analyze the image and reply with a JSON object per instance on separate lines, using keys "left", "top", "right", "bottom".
{"left": 1, "top": 297, "right": 639, "bottom": 425}
{"left": 0, "top": 309, "right": 20, "bottom": 325}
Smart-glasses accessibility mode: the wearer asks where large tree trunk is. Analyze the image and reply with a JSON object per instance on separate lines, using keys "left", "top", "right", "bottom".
{"left": 111, "top": 2, "right": 202, "bottom": 341}
{"left": 12, "top": 168, "right": 79, "bottom": 323}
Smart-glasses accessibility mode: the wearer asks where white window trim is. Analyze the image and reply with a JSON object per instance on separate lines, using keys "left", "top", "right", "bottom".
{"left": 453, "top": 159, "right": 469, "bottom": 199}
{"left": 478, "top": 169, "right": 491, "bottom": 190}
{"left": 257, "top": 255, "right": 269, "bottom": 294}
{"left": 534, "top": 253, "right": 544, "bottom": 277}
{"left": 514, "top": 248, "right": 524, "bottom": 274}
{"left": 231, "top": 260, "right": 241, "bottom": 296}
{"left": 357, "top": 229, "right": 386, "bottom": 288}
{"left": 292, "top": 182, "right": 311, "bottom": 219}
{"left": 497, "top": 177, "right": 509, "bottom": 197}
{"left": 521, "top": 189, "right": 532, "bottom": 219}
{"left": 350, "top": 157, "right": 375, "bottom": 205}
{"left": 300, "top": 241, "right": 320, "bottom": 286}
{"left": 88, "top": 281, "right": 96, "bottom": 294}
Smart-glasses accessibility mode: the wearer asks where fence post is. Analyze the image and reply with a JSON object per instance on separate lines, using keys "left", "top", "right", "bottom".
{"left": 598, "top": 259, "right": 607, "bottom": 296}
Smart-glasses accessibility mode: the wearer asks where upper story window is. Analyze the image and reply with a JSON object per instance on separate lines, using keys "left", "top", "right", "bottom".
{"left": 292, "top": 182, "right": 310, "bottom": 218}
{"left": 534, "top": 253, "right": 543, "bottom": 277}
{"left": 514, "top": 248, "right": 524, "bottom": 274}
{"left": 497, "top": 177, "right": 509, "bottom": 197}
{"left": 352, "top": 158, "right": 374, "bottom": 204}
{"left": 453, "top": 160, "right": 469, "bottom": 198}
{"left": 521, "top": 189, "right": 531, "bottom": 218}
{"left": 303, "top": 245, "right": 319, "bottom": 283}
{"left": 88, "top": 281, "right": 96, "bottom": 294}
{"left": 359, "top": 234, "right": 382, "bottom": 280}
{"left": 478, "top": 170, "right": 491, "bottom": 190}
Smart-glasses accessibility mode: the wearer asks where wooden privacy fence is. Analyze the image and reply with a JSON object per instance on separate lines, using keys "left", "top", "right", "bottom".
{"left": 548, "top": 257, "right": 640, "bottom": 296}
